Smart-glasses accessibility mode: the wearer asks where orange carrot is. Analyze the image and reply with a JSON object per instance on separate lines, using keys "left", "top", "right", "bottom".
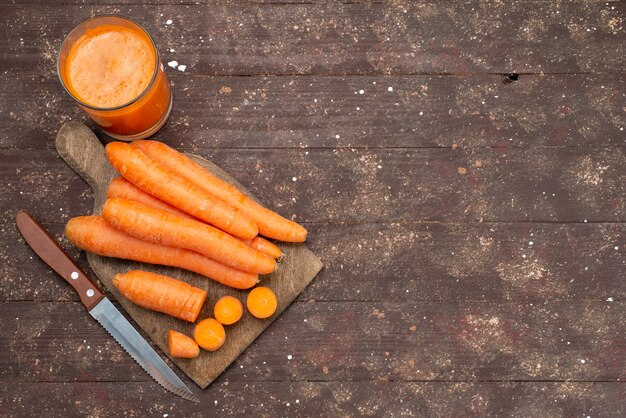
{"left": 109, "top": 177, "right": 282, "bottom": 259}
{"left": 243, "top": 236, "right": 283, "bottom": 259}
{"left": 132, "top": 140, "right": 307, "bottom": 242}
{"left": 113, "top": 270, "right": 207, "bottom": 322}
{"left": 214, "top": 296, "right": 244, "bottom": 325}
{"left": 246, "top": 286, "right": 277, "bottom": 319}
{"left": 105, "top": 142, "right": 258, "bottom": 240}
{"left": 102, "top": 198, "right": 276, "bottom": 274}
{"left": 168, "top": 330, "right": 200, "bottom": 359}
{"left": 65, "top": 216, "right": 258, "bottom": 289}
{"left": 194, "top": 318, "right": 225, "bottom": 351}
{"left": 107, "top": 177, "right": 196, "bottom": 221}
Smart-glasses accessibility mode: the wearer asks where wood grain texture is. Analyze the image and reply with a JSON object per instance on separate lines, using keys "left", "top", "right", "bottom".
{"left": 1, "top": 73, "right": 624, "bottom": 150}
{"left": 3, "top": 146, "right": 625, "bottom": 225}
{"left": 2, "top": 0, "right": 620, "bottom": 4}
{"left": 54, "top": 122, "right": 322, "bottom": 388}
{"left": 1, "top": 2, "right": 625, "bottom": 76}
{"left": 4, "top": 221, "right": 626, "bottom": 303}
{"left": 15, "top": 212, "right": 105, "bottom": 310}
{"left": 2, "top": 301, "right": 624, "bottom": 382}
{"left": 1, "top": 0, "right": 625, "bottom": 415}
{"left": 3, "top": 381, "right": 624, "bottom": 418}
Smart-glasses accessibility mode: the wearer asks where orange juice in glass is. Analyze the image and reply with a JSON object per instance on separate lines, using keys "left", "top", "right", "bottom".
{"left": 58, "top": 16, "right": 172, "bottom": 140}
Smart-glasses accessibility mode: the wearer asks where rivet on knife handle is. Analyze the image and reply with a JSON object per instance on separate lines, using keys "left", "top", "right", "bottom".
{"left": 16, "top": 211, "right": 105, "bottom": 310}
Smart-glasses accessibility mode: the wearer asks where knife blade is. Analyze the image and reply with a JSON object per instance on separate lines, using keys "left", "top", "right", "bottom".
{"left": 15, "top": 211, "right": 199, "bottom": 403}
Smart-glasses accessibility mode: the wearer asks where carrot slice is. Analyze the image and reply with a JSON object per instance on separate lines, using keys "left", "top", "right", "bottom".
{"left": 102, "top": 198, "right": 276, "bottom": 274}
{"left": 107, "top": 177, "right": 196, "bottom": 221}
{"left": 246, "top": 286, "right": 277, "bottom": 319}
{"left": 168, "top": 330, "right": 200, "bottom": 359}
{"left": 105, "top": 142, "right": 258, "bottom": 240}
{"left": 194, "top": 318, "right": 225, "bottom": 351}
{"left": 66, "top": 216, "right": 258, "bottom": 289}
{"left": 214, "top": 296, "right": 244, "bottom": 325}
{"left": 113, "top": 270, "right": 206, "bottom": 322}
{"left": 132, "top": 140, "right": 307, "bottom": 242}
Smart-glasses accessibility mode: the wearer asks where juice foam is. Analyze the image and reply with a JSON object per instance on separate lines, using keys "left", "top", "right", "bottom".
{"left": 65, "top": 25, "right": 156, "bottom": 108}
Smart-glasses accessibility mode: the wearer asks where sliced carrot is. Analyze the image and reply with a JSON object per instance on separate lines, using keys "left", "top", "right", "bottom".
{"left": 132, "top": 140, "right": 307, "bottom": 242}
{"left": 102, "top": 198, "right": 276, "bottom": 274}
{"left": 65, "top": 216, "right": 258, "bottom": 289}
{"left": 168, "top": 330, "right": 200, "bottom": 359}
{"left": 107, "top": 177, "right": 196, "bottom": 221}
{"left": 105, "top": 142, "right": 258, "bottom": 240}
{"left": 246, "top": 286, "right": 277, "bottom": 319}
{"left": 214, "top": 296, "right": 244, "bottom": 325}
{"left": 194, "top": 318, "right": 225, "bottom": 351}
{"left": 113, "top": 270, "right": 206, "bottom": 322}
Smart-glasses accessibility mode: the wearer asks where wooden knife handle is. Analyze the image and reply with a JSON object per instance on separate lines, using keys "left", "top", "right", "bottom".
{"left": 16, "top": 211, "right": 105, "bottom": 311}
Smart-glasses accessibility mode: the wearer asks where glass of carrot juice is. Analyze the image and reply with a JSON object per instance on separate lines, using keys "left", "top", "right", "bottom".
{"left": 58, "top": 16, "right": 172, "bottom": 141}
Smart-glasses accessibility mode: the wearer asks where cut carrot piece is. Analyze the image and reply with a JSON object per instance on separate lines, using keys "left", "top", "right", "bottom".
{"left": 107, "top": 177, "right": 196, "bottom": 221}
{"left": 132, "top": 140, "right": 307, "bottom": 242}
{"left": 214, "top": 296, "right": 244, "bottom": 325}
{"left": 194, "top": 318, "right": 226, "bottom": 351}
{"left": 168, "top": 330, "right": 200, "bottom": 359}
{"left": 105, "top": 142, "right": 258, "bottom": 240}
{"left": 113, "top": 270, "right": 206, "bottom": 322}
{"left": 246, "top": 286, "right": 277, "bottom": 319}
{"left": 66, "top": 216, "right": 258, "bottom": 289}
{"left": 102, "top": 198, "right": 276, "bottom": 274}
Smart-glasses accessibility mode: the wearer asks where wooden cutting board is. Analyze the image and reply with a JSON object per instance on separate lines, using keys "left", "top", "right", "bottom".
{"left": 55, "top": 122, "right": 323, "bottom": 388}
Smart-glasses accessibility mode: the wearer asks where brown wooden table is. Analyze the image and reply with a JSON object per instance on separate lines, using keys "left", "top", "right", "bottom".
{"left": 1, "top": 1, "right": 625, "bottom": 416}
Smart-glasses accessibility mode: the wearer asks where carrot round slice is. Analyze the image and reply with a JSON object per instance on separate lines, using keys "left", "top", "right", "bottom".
{"left": 194, "top": 318, "right": 226, "bottom": 351}
{"left": 246, "top": 287, "right": 277, "bottom": 319}
{"left": 214, "top": 296, "right": 244, "bottom": 325}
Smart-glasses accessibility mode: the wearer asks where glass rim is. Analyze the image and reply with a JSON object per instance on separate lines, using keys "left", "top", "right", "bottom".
{"left": 57, "top": 14, "right": 160, "bottom": 112}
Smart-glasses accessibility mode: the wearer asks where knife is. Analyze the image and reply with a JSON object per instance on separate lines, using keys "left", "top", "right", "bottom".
{"left": 16, "top": 211, "right": 199, "bottom": 403}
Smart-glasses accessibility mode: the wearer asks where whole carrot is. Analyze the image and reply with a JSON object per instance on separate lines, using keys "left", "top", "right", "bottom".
{"left": 105, "top": 142, "right": 258, "bottom": 240}
{"left": 107, "top": 178, "right": 282, "bottom": 259}
{"left": 107, "top": 177, "right": 196, "bottom": 221}
{"left": 132, "top": 140, "right": 307, "bottom": 242}
{"left": 66, "top": 216, "right": 258, "bottom": 289}
{"left": 113, "top": 270, "right": 206, "bottom": 322}
{"left": 102, "top": 198, "right": 276, "bottom": 274}
{"left": 242, "top": 236, "right": 283, "bottom": 259}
